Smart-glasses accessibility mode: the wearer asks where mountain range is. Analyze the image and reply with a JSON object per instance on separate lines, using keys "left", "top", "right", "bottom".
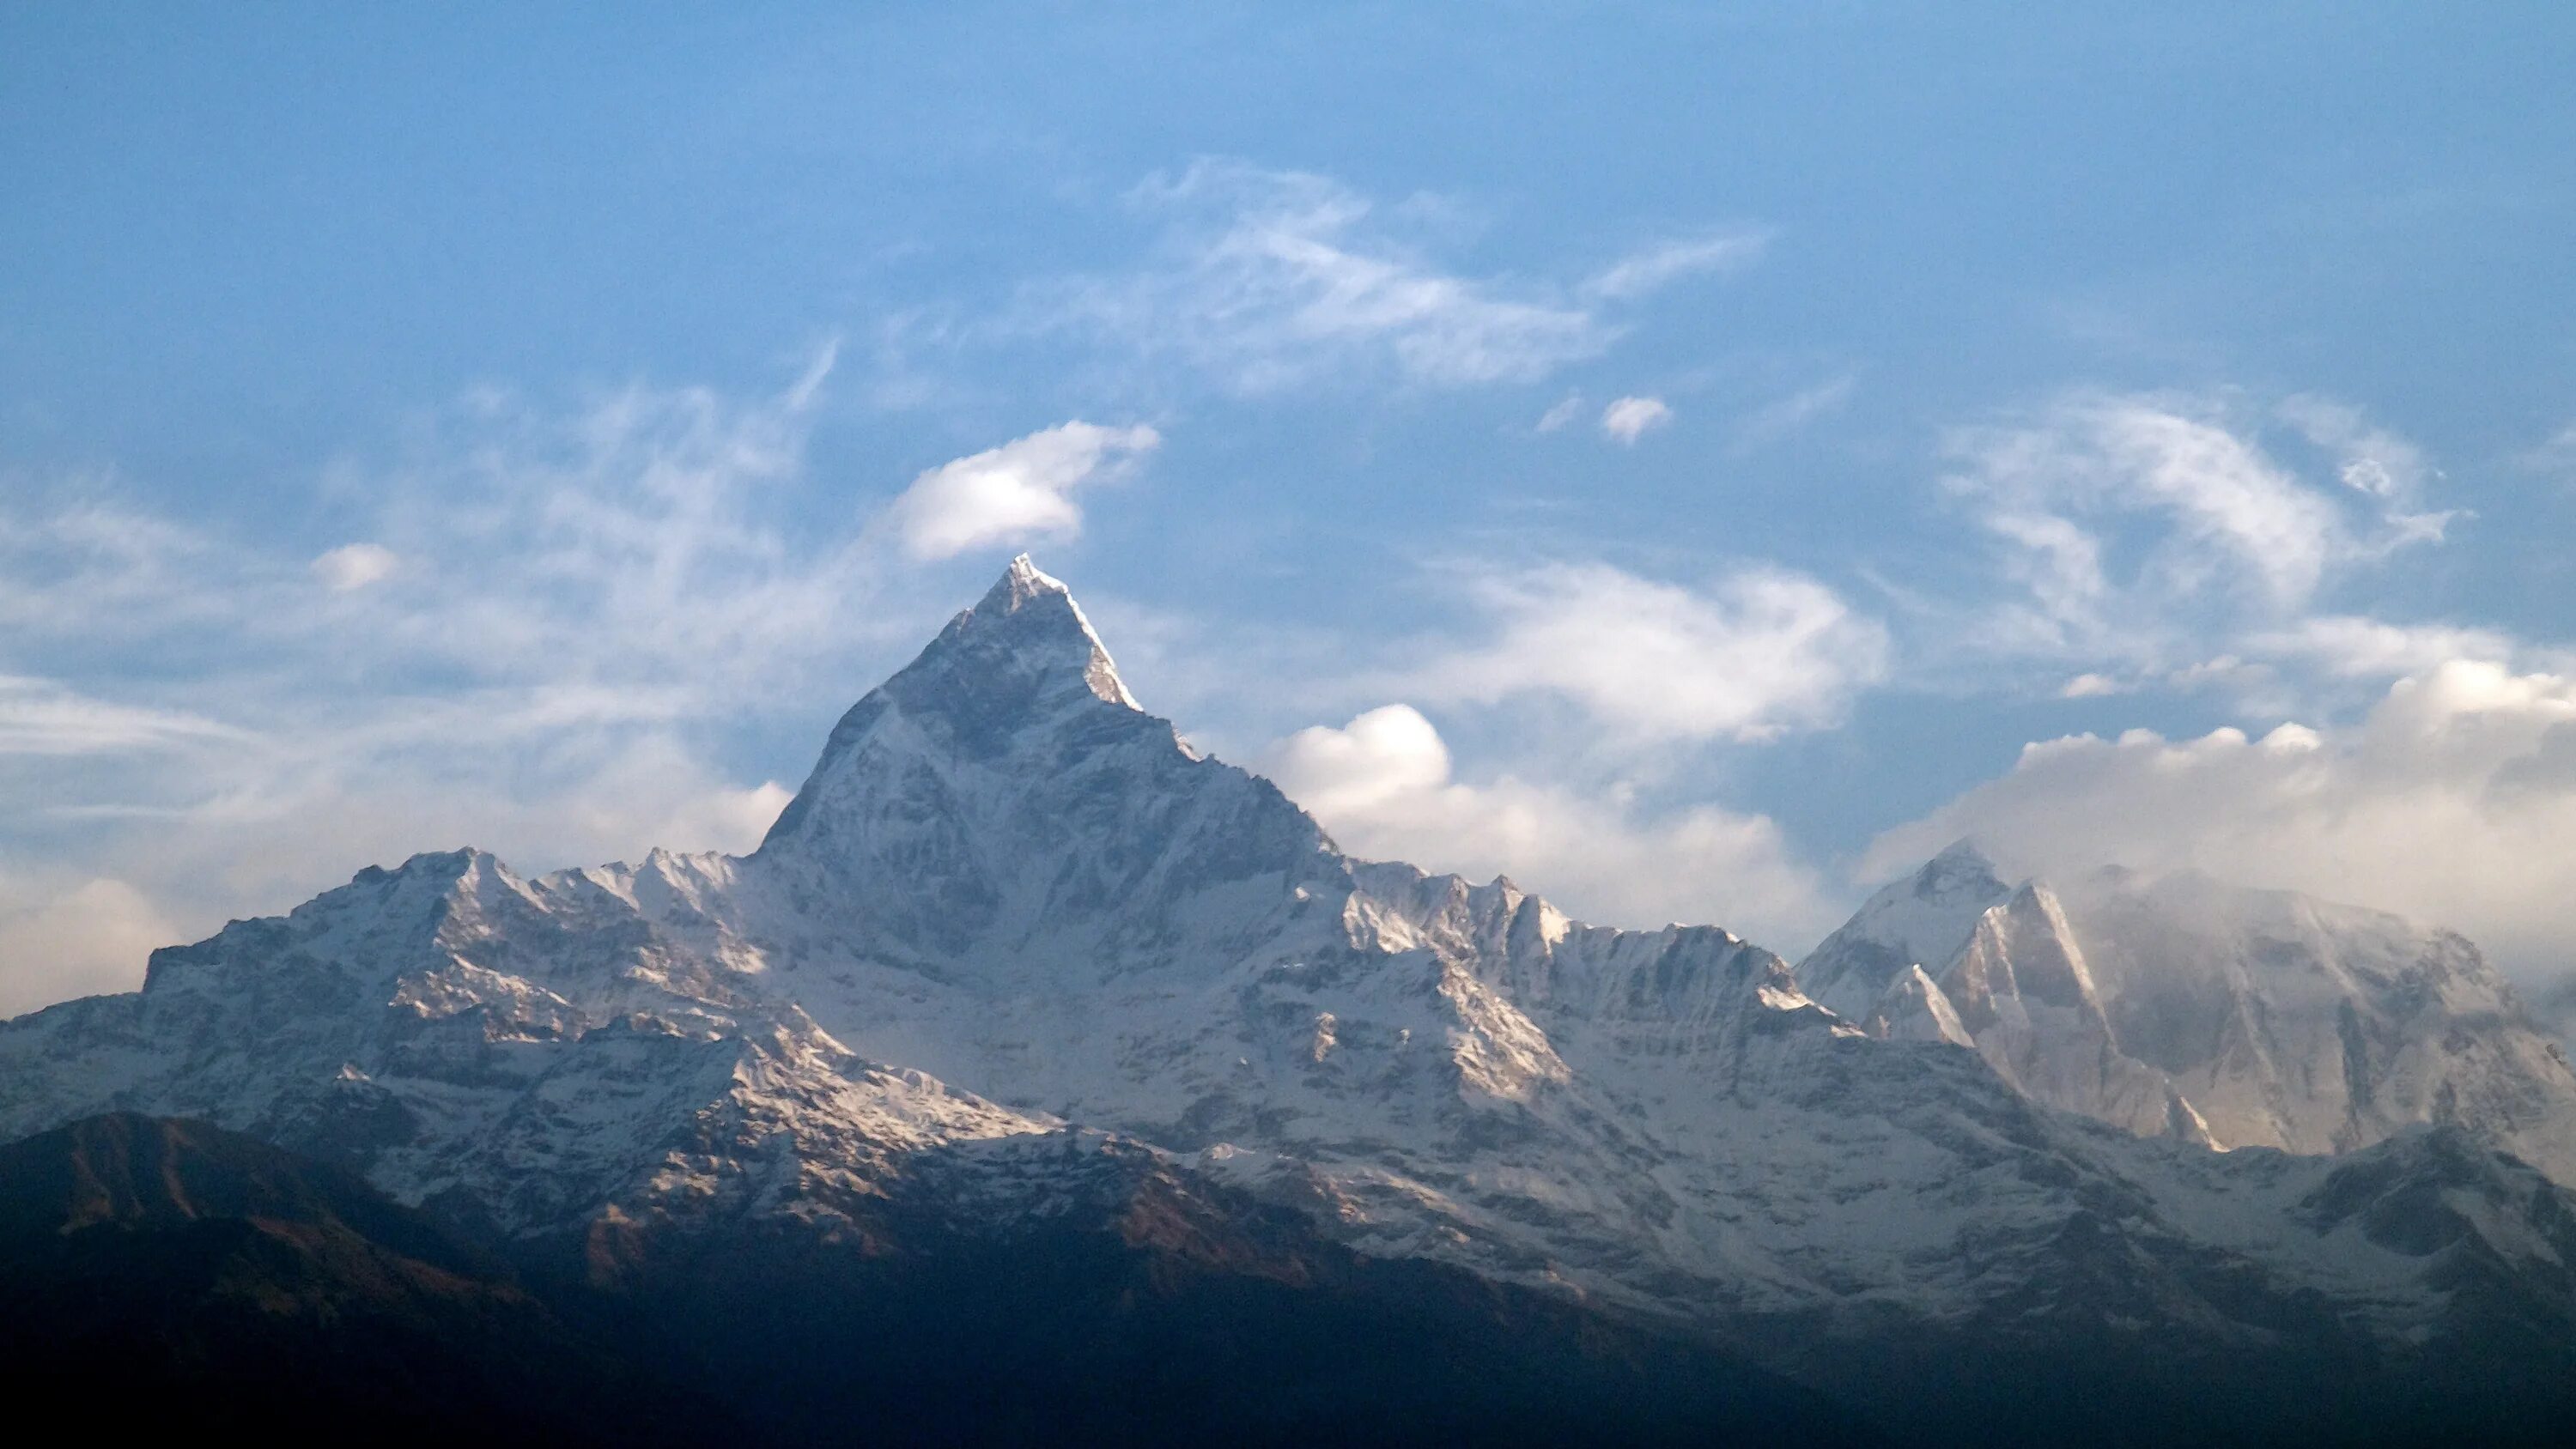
{"left": 4, "top": 556, "right": 2573, "bottom": 1444}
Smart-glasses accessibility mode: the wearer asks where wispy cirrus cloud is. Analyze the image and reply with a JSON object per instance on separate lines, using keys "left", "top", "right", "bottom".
{"left": 2274, "top": 392, "right": 2436, "bottom": 500}
{"left": 0, "top": 676, "right": 246, "bottom": 756}
{"left": 1935, "top": 391, "right": 2464, "bottom": 679}
{"left": 1580, "top": 227, "right": 1772, "bottom": 301}
{"left": 2522, "top": 419, "right": 2576, "bottom": 484}
{"left": 1534, "top": 392, "right": 1586, "bottom": 433}
{"left": 1034, "top": 161, "right": 1769, "bottom": 395}
{"left": 1048, "top": 160, "right": 1603, "bottom": 391}
{"left": 1731, "top": 373, "right": 1856, "bottom": 452}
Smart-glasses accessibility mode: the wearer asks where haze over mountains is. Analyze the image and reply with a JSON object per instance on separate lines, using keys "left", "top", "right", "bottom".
{"left": 4, "top": 558, "right": 2573, "bottom": 1444}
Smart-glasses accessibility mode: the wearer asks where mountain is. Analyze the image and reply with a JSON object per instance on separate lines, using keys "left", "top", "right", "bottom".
{"left": 0, "top": 1112, "right": 727, "bottom": 1441}
{"left": 6, "top": 556, "right": 2576, "bottom": 1444}
{"left": 1802, "top": 844, "right": 2576, "bottom": 1177}
{"left": 1, "top": 1113, "right": 1862, "bottom": 1447}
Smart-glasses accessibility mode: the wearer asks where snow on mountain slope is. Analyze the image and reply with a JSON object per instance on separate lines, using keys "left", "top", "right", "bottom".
{"left": 1804, "top": 846, "right": 2576, "bottom": 1180}
{"left": 0, "top": 847, "right": 1051, "bottom": 1237}
{"left": 1801, "top": 840, "right": 2013, "bottom": 1022}
{"left": 4, "top": 555, "right": 2574, "bottom": 1398}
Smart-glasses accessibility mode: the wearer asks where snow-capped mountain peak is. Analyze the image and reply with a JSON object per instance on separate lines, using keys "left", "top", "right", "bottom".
{"left": 1798, "top": 837, "right": 2012, "bottom": 1021}
{"left": 757, "top": 555, "right": 1171, "bottom": 862}
{"left": 973, "top": 551, "right": 1139, "bottom": 710}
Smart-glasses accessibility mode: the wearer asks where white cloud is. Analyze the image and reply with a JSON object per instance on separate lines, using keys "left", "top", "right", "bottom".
{"left": 2275, "top": 393, "right": 2432, "bottom": 499}
{"left": 1732, "top": 374, "right": 1856, "bottom": 452}
{"left": 1864, "top": 658, "right": 2576, "bottom": 984}
{"left": 1940, "top": 392, "right": 2457, "bottom": 674}
{"left": 2245, "top": 615, "right": 2524, "bottom": 678}
{"left": 312, "top": 542, "right": 399, "bottom": 591}
{"left": 1266, "top": 704, "right": 1453, "bottom": 817}
{"left": 340, "top": 347, "right": 902, "bottom": 692}
{"left": 0, "top": 873, "right": 174, "bottom": 1018}
{"left": 1261, "top": 704, "right": 1835, "bottom": 945}
{"left": 0, "top": 676, "right": 244, "bottom": 756}
{"left": 1050, "top": 161, "right": 1637, "bottom": 392}
{"left": 1960, "top": 397, "right": 2342, "bottom": 605}
{"left": 2058, "top": 672, "right": 2124, "bottom": 699}
{"left": 884, "top": 421, "right": 1160, "bottom": 561}
{"left": 1600, "top": 395, "right": 1673, "bottom": 445}
{"left": 664, "top": 779, "right": 796, "bottom": 851}
{"left": 2523, "top": 421, "right": 2576, "bottom": 482}
{"left": 1411, "top": 561, "right": 1888, "bottom": 743}
{"left": 1581, "top": 228, "right": 1772, "bottom": 301}
{"left": 1534, "top": 393, "right": 1585, "bottom": 433}
{"left": 1024, "top": 165, "right": 1771, "bottom": 396}
{"left": 0, "top": 499, "right": 217, "bottom": 645}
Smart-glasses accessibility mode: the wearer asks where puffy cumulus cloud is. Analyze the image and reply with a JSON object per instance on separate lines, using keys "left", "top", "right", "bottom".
{"left": 1261, "top": 705, "right": 1837, "bottom": 947}
{"left": 1412, "top": 561, "right": 1889, "bottom": 743}
{"left": 885, "top": 421, "right": 1159, "bottom": 561}
{"left": 1941, "top": 392, "right": 2457, "bottom": 672}
{"left": 311, "top": 542, "right": 399, "bottom": 591}
{"left": 1864, "top": 658, "right": 2576, "bottom": 984}
{"left": 1599, "top": 396, "right": 1673, "bottom": 445}
{"left": 0, "top": 874, "right": 174, "bottom": 1018}
{"left": 1265, "top": 704, "right": 1452, "bottom": 817}
{"left": 1579, "top": 228, "right": 1773, "bottom": 301}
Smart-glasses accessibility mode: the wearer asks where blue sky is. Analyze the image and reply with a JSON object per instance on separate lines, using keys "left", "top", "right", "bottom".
{"left": 7, "top": 3, "right": 2576, "bottom": 1013}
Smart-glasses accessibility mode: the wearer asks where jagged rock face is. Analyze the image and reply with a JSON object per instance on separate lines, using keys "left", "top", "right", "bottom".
{"left": 1807, "top": 847, "right": 2576, "bottom": 1179}
{"left": 4, "top": 556, "right": 2576, "bottom": 1437}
